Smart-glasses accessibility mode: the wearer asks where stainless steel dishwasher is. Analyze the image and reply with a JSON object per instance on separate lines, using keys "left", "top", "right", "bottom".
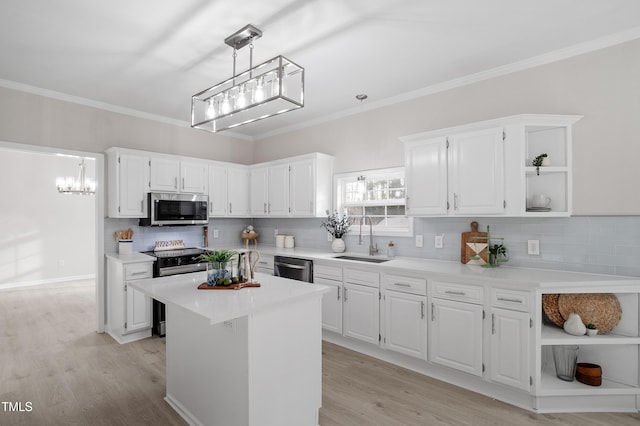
{"left": 274, "top": 256, "right": 313, "bottom": 282}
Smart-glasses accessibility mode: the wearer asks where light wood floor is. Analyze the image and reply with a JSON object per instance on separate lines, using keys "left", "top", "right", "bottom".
{"left": 1, "top": 281, "right": 638, "bottom": 425}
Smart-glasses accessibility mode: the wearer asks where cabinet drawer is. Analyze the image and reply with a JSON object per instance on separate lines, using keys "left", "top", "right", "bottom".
{"left": 314, "top": 264, "right": 342, "bottom": 282}
{"left": 124, "top": 263, "right": 153, "bottom": 280}
{"left": 256, "top": 255, "right": 274, "bottom": 271}
{"left": 492, "top": 288, "right": 530, "bottom": 312}
{"left": 432, "top": 281, "right": 483, "bottom": 304}
{"left": 382, "top": 274, "right": 426, "bottom": 295}
{"left": 344, "top": 268, "right": 379, "bottom": 288}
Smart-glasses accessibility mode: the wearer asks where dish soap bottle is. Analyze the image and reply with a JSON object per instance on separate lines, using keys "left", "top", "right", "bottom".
{"left": 387, "top": 241, "right": 395, "bottom": 258}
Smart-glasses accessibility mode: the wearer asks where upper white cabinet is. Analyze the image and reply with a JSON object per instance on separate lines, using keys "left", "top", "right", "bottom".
{"left": 106, "top": 148, "right": 150, "bottom": 218}
{"left": 150, "top": 156, "right": 207, "bottom": 194}
{"left": 208, "top": 163, "right": 250, "bottom": 217}
{"left": 401, "top": 114, "right": 581, "bottom": 217}
{"left": 249, "top": 153, "right": 334, "bottom": 218}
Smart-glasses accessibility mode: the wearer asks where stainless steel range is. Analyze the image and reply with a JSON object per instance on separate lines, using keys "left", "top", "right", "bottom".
{"left": 141, "top": 247, "right": 209, "bottom": 336}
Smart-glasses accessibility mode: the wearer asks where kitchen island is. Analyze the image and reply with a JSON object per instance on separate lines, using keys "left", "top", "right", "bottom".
{"left": 129, "top": 271, "right": 329, "bottom": 426}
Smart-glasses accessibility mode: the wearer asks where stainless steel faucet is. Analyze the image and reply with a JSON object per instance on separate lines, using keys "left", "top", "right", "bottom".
{"left": 359, "top": 216, "right": 378, "bottom": 256}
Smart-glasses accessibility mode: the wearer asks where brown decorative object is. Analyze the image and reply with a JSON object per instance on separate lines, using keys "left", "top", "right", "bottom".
{"left": 461, "top": 221, "right": 488, "bottom": 265}
{"left": 198, "top": 282, "right": 261, "bottom": 290}
{"left": 557, "top": 293, "right": 622, "bottom": 334}
{"left": 575, "top": 363, "right": 602, "bottom": 386}
{"left": 241, "top": 232, "right": 259, "bottom": 248}
{"left": 542, "top": 294, "right": 564, "bottom": 327}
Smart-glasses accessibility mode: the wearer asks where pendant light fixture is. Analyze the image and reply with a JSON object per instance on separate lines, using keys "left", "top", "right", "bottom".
{"left": 191, "top": 24, "right": 304, "bottom": 133}
{"left": 56, "top": 158, "right": 96, "bottom": 195}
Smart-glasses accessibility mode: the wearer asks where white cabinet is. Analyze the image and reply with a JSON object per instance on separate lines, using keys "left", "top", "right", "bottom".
{"left": 208, "top": 165, "right": 228, "bottom": 216}
{"left": 249, "top": 153, "right": 334, "bottom": 218}
{"left": 383, "top": 290, "right": 427, "bottom": 360}
{"left": 106, "top": 256, "right": 153, "bottom": 344}
{"left": 106, "top": 148, "right": 149, "bottom": 218}
{"left": 208, "top": 164, "right": 249, "bottom": 217}
{"left": 150, "top": 156, "right": 207, "bottom": 194}
{"left": 429, "top": 281, "right": 484, "bottom": 376}
{"left": 343, "top": 268, "right": 380, "bottom": 345}
{"left": 254, "top": 253, "right": 274, "bottom": 275}
{"left": 314, "top": 264, "right": 344, "bottom": 334}
{"left": 490, "top": 307, "right": 531, "bottom": 391}
{"left": 402, "top": 127, "right": 504, "bottom": 216}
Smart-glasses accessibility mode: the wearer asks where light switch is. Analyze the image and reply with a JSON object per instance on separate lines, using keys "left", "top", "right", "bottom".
{"left": 528, "top": 240, "right": 540, "bottom": 255}
{"left": 213, "top": 229, "right": 219, "bottom": 238}
{"left": 415, "top": 235, "right": 424, "bottom": 248}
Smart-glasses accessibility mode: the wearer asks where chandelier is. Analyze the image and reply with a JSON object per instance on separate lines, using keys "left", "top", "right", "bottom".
{"left": 56, "top": 158, "right": 96, "bottom": 195}
{"left": 191, "top": 24, "right": 304, "bottom": 133}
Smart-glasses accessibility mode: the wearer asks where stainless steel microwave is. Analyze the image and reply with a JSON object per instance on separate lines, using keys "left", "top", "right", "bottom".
{"left": 139, "top": 192, "right": 209, "bottom": 226}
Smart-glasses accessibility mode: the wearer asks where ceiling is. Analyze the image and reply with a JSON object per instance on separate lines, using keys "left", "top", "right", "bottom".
{"left": 1, "top": 1, "right": 640, "bottom": 140}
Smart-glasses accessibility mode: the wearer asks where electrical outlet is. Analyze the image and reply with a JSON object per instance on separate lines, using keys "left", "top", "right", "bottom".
{"left": 435, "top": 235, "right": 444, "bottom": 249}
{"left": 213, "top": 229, "right": 219, "bottom": 238}
{"left": 274, "top": 229, "right": 278, "bottom": 237}
{"left": 415, "top": 234, "right": 424, "bottom": 248}
{"left": 528, "top": 240, "right": 540, "bottom": 255}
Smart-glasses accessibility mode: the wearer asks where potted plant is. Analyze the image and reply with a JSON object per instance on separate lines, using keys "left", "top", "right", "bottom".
{"left": 586, "top": 323, "right": 598, "bottom": 336}
{"left": 199, "top": 249, "right": 238, "bottom": 286}
{"left": 532, "top": 153, "right": 548, "bottom": 175}
{"left": 321, "top": 210, "right": 352, "bottom": 253}
{"left": 488, "top": 243, "right": 508, "bottom": 267}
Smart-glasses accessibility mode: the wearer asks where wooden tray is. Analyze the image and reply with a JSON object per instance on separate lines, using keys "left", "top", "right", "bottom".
{"left": 198, "top": 282, "right": 261, "bottom": 290}
{"left": 461, "top": 221, "right": 488, "bottom": 265}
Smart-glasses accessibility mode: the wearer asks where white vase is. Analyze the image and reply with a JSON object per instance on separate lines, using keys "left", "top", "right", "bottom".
{"left": 563, "top": 313, "right": 587, "bottom": 336}
{"left": 331, "top": 237, "right": 345, "bottom": 253}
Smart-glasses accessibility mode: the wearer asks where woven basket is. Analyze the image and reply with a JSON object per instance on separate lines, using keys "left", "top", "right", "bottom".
{"left": 542, "top": 294, "right": 564, "bottom": 327}
{"left": 557, "top": 293, "right": 622, "bottom": 334}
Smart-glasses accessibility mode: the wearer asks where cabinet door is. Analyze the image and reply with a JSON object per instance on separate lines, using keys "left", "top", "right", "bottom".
{"left": 117, "top": 154, "right": 149, "bottom": 217}
{"left": 315, "top": 277, "right": 342, "bottom": 334}
{"left": 125, "top": 283, "right": 151, "bottom": 334}
{"left": 149, "top": 157, "right": 179, "bottom": 192}
{"left": 490, "top": 308, "right": 530, "bottom": 391}
{"left": 250, "top": 167, "right": 269, "bottom": 216}
{"left": 343, "top": 283, "right": 379, "bottom": 345}
{"left": 383, "top": 291, "right": 426, "bottom": 360}
{"left": 429, "top": 298, "right": 483, "bottom": 376}
{"left": 290, "top": 159, "right": 315, "bottom": 217}
{"left": 405, "top": 137, "right": 448, "bottom": 215}
{"left": 180, "top": 161, "right": 208, "bottom": 194}
{"left": 227, "top": 167, "right": 249, "bottom": 216}
{"left": 267, "top": 164, "right": 290, "bottom": 216}
{"left": 208, "top": 166, "right": 228, "bottom": 216}
{"left": 449, "top": 127, "right": 504, "bottom": 215}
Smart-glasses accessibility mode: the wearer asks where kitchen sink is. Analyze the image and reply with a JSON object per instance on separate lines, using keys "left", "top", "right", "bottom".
{"left": 333, "top": 255, "right": 390, "bottom": 263}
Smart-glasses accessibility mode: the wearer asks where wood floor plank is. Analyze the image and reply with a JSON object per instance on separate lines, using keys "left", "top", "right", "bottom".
{"left": 1, "top": 280, "right": 639, "bottom": 425}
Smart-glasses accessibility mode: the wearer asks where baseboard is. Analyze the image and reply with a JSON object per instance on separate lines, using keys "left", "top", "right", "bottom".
{"left": 0, "top": 274, "right": 95, "bottom": 290}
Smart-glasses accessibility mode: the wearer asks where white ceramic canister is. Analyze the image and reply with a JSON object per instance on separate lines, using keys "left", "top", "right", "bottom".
{"left": 276, "top": 234, "right": 286, "bottom": 248}
{"left": 284, "top": 235, "right": 295, "bottom": 248}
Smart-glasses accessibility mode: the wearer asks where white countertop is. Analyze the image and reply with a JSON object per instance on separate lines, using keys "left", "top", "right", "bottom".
{"left": 105, "top": 252, "right": 155, "bottom": 264}
{"left": 128, "top": 271, "right": 329, "bottom": 324}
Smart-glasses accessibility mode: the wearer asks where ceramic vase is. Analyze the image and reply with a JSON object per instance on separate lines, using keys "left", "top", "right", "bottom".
{"left": 206, "top": 261, "right": 229, "bottom": 286}
{"left": 563, "top": 313, "right": 587, "bottom": 336}
{"left": 331, "top": 237, "right": 346, "bottom": 253}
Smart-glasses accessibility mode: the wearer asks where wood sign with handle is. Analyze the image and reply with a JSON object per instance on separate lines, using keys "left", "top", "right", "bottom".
{"left": 461, "top": 221, "right": 488, "bottom": 265}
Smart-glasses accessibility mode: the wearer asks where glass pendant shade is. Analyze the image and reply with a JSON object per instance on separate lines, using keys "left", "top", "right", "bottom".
{"left": 191, "top": 55, "right": 304, "bottom": 133}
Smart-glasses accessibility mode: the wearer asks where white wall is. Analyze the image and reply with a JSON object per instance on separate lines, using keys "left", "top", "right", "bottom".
{"left": 0, "top": 148, "right": 95, "bottom": 286}
{"left": 253, "top": 39, "right": 640, "bottom": 216}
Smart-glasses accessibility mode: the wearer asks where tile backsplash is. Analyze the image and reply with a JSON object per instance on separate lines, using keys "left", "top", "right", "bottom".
{"left": 106, "top": 216, "right": 640, "bottom": 278}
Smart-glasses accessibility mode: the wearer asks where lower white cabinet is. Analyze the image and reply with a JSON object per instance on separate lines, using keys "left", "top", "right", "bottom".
{"left": 255, "top": 254, "right": 274, "bottom": 275}
{"left": 316, "top": 277, "right": 343, "bottom": 333}
{"left": 382, "top": 290, "right": 427, "bottom": 359}
{"left": 343, "top": 282, "right": 379, "bottom": 345}
{"left": 490, "top": 307, "right": 531, "bottom": 391}
{"left": 106, "top": 256, "right": 153, "bottom": 344}
{"left": 429, "top": 297, "right": 483, "bottom": 376}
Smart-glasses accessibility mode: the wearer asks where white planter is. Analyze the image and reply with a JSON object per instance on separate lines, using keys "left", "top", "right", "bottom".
{"left": 586, "top": 328, "right": 598, "bottom": 336}
{"left": 331, "top": 238, "right": 346, "bottom": 253}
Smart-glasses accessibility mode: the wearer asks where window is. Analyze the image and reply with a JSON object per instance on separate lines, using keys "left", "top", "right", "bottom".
{"left": 335, "top": 167, "right": 412, "bottom": 236}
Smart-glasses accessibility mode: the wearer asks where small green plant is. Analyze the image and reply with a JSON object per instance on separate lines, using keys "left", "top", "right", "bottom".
{"left": 532, "top": 153, "right": 548, "bottom": 175}
{"left": 489, "top": 244, "right": 507, "bottom": 255}
{"left": 586, "top": 323, "right": 597, "bottom": 330}
{"left": 199, "top": 249, "right": 237, "bottom": 264}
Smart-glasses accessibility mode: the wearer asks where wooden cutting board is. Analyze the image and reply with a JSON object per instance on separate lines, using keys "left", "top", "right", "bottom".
{"left": 461, "top": 221, "right": 488, "bottom": 265}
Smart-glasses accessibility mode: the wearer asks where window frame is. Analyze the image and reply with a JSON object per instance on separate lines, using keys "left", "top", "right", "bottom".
{"left": 334, "top": 166, "right": 413, "bottom": 238}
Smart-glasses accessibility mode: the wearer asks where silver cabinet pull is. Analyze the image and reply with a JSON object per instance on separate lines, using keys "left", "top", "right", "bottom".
{"left": 229, "top": 203, "right": 232, "bottom": 214}
{"left": 492, "top": 313, "right": 496, "bottom": 334}
{"left": 431, "top": 302, "right": 435, "bottom": 321}
{"left": 344, "top": 288, "right": 348, "bottom": 302}
{"left": 181, "top": 177, "right": 185, "bottom": 190}
{"left": 497, "top": 297, "right": 522, "bottom": 303}
{"left": 209, "top": 201, "right": 213, "bottom": 214}
{"left": 263, "top": 203, "right": 267, "bottom": 214}
{"left": 129, "top": 270, "right": 147, "bottom": 276}
{"left": 394, "top": 282, "right": 411, "bottom": 288}
{"left": 453, "top": 193, "right": 458, "bottom": 210}
{"left": 421, "top": 301, "right": 425, "bottom": 319}
{"left": 174, "top": 177, "right": 178, "bottom": 189}
{"left": 268, "top": 203, "right": 271, "bottom": 214}
{"left": 337, "top": 287, "right": 341, "bottom": 301}
{"left": 445, "top": 290, "right": 466, "bottom": 296}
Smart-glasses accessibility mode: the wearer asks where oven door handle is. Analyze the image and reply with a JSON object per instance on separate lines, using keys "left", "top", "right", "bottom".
{"left": 158, "top": 264, "right": 207, "bottom": 276}
{"left": 274, "top": 262, "right": 308, "bottom": 270}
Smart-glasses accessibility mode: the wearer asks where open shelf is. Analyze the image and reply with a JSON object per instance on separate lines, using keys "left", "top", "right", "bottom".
{"left": 539, "top": 363, "right": 639, "bottom": 396}
{"left": 541, "top": 325, "right": 640, "bottom": 345}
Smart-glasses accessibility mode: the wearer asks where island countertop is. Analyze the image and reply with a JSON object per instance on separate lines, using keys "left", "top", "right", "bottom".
{"left": 128, "top": 271, "right": 329, "bottom": 325}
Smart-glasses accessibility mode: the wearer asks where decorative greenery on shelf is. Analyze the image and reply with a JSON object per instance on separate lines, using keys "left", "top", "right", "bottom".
{"left": 489, "top": 244, "right": 507, "bottom": 256}
{"left": 586, "top": 323, "right": 597, "bottom": 330}
{"left": 532, "top": 153, "right": 548, "bottom": 175}
{"left": 199, "top": 249, "right": 237, "bottom": 264}
{"left": 320, "top": 210, "right": 352, "bottom": 238}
